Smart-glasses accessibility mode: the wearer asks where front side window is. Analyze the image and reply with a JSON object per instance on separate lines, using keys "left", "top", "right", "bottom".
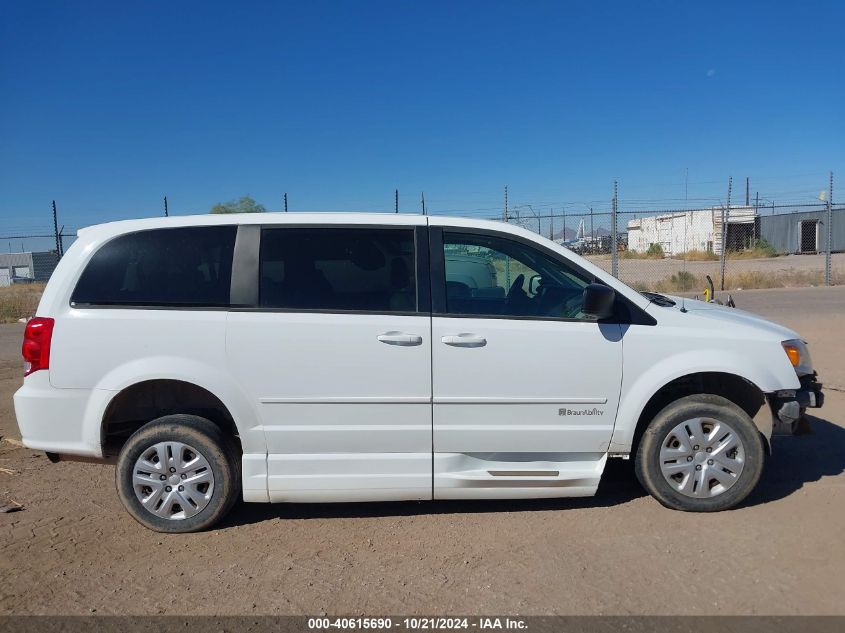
{"left": 71, "top": 226, "right": 236, "bottom": 307}
{"left": 442, "top": 231, "right": 592, "bottom": 319}
{"left": 259, "top": 228, "right": 416, "bottom": 312}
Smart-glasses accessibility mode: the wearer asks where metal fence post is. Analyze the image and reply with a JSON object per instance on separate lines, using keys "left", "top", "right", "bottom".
{"left": 611, "top": 181, "right": 618, "bottom": 278}
{"left": 720, "top": 177, "right": 732, "bottom": 291}
{"left": 52, "top": 200, "right": 62, "bottom": 258}
{"left": 826, "top": 171, "right": 833, "bottom": 285}
{"left": 562, "top": 207, "right": 567, "bottom": 242}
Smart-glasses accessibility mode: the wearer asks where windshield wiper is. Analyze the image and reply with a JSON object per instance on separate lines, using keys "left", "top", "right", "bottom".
{"left": 640, "top": 291, "right": 676, "bottom": 307}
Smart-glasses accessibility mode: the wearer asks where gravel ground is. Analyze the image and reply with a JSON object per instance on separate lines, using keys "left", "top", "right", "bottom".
{"left": 1, "top": 287, "right": 843, "bottom": 615}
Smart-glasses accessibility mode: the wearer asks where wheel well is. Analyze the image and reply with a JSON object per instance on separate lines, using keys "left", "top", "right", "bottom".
{"left": 101, "top": 380, "right": 241, "bottom": 458}
{"left": 630, "top": 372, "right": 766, "bottom": 455}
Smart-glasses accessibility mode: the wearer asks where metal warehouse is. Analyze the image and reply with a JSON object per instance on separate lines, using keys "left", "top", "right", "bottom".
{"left": 759, "top": 208, "right": 845, "bottom": 254}
{"left": 0, "top": 251, "right": 60, "bottom": 286}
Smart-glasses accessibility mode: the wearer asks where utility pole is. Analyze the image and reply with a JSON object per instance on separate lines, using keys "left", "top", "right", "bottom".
{"left": 284, "top": 193, "right": 288, "bottom": 212}
{"left": 549, "top": 208, "right": 554, "bottom": 240}
{"left": 421, "top": 192, "right": 426, "bottom": 215}
{"left": 720, "top": 176, "right": 732, "bottom": 291}
{"left": 745, "top": 177, "right": 750, "bottom": 207}
{"left": 164, "top": 196, "right": 169, "bottom": 217}
{"left": 52, "top": 200, "right": 61, "bottom": 257}
{"left": 825, "top": 171, "right": 834, "bottom": 286}
{"left": 394, "top": 189, "right": 399, "bottom": 213}
{"left": 754, "top": 191, "right": 759, "bottom": 243}
{"left": 590, "top": 207, "right": 594, "bottom": 242}
{"left": 503, "top": 185, "right": 509, "bottom": 222}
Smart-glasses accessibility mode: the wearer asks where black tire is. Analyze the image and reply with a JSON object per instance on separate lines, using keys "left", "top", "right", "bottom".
{"left": 116, "top": 415, "right": 240, "bottom": 532}
{"left": 635, "top": 394, "right": 765, "bottom": 512}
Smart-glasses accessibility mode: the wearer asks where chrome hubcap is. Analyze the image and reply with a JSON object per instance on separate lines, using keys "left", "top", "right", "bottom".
{"left": 132, "top": 442, "right": 215, "bottom": 520}
{"left": 659, "top": 417, "right": 745, "bottom": 498}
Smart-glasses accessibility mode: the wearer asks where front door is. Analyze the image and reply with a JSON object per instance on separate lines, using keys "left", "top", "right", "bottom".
{"left": 226, "top": 224, "right": 432, "bottom": 502}
{"left": 429, "top": 224, "right": 623, "bottom": 499}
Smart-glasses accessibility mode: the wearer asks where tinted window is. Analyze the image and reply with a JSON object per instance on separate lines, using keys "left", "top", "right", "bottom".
{"left": 72, "top": 226, "right": 236, "bottom": 307}
{"left": 443, "top": 231, "right": 592, "bottom": 319}
{"left": 260, "top": 228, "right": 416, "bottom": 312}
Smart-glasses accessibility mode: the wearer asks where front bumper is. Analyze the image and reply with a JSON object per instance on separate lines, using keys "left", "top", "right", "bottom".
{"left": 771, "top": 373, "right": 824, "bottom": 434}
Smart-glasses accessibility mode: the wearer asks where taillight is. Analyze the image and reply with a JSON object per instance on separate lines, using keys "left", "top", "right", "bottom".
{"left": 22, "top": 317, "right": 54, "bottom": 377}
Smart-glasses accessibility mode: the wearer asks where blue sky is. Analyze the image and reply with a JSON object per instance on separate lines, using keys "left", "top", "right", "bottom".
{"left": 1, "top": 1, "right": 842, "bottom": 248}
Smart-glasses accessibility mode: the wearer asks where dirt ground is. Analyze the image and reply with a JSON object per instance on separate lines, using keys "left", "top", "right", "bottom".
{"left": 1, "top": 287, "right": 844, "bottom": 616}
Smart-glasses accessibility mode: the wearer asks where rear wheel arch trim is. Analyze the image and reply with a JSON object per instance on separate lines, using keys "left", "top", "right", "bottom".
{"left": 98, "top": 377, "right": 258, "bottom": 454}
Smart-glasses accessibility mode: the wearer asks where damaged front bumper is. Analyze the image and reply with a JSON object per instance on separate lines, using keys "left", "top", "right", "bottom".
{"left": 770, "top": 373, "right": 825, "bottom": 435}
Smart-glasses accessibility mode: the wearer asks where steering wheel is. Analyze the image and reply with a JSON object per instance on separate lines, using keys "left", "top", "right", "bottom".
{"left": 507, "top": 274, "right": 525, "bottom": 300}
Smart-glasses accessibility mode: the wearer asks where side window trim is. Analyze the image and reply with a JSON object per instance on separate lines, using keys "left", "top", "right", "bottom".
{"left": 414, "top": 226, "right": 432, "bottom": 314}
{"left": 230, "top": 225, "right": 260, "bottom": 307}
{"left": 428, "top": 226, "right": 447, "bottom": 314}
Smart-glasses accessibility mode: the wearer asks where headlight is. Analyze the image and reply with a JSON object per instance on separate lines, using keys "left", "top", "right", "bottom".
{"left": 782, "top": 339, "right": 813, "bottom": 375}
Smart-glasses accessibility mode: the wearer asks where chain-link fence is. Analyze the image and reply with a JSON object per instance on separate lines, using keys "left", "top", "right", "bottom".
{"left": 502, "top": 197, "right": 842, "bottom": 296}
{"left": 2, "top": 183, "right": 840, "bottom": 295}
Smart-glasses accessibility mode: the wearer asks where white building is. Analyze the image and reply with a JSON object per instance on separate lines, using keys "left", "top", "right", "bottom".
{"left": 626, "top": 206, "right": 756, "bottom": 255}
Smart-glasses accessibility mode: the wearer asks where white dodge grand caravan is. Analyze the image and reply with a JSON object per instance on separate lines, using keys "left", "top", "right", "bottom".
{"left": 14, "top": 213, "right": 824, "bottom": 532}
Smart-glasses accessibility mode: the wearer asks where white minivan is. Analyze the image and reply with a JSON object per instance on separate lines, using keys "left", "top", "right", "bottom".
{"left": 14, "top": 213, "right": 824, "bottom": 532}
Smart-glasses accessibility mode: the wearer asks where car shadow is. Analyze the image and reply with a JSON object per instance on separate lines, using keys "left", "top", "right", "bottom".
{"left": 217, "top": 414, "right": 845, "bottom": 529}
{"left": 742, "top": 412, "right": 845, "bottom": 507}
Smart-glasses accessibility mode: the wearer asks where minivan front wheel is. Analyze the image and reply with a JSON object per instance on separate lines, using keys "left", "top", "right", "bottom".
{"left": 635, "top": 394, "right": 765, "bottom": 512}
{"left": 116, "top": 415, "right": 239, "bottom": 532}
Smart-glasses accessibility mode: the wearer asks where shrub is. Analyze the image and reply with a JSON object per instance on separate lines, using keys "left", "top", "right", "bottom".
{"left": 652, "top": 270, "right": 702, "bottom": 293}
{"left": 0, "top": 283, "right": 46, "bottom": 323}
{"left": 675, "top": 249, "right": 718, "bottom": 261}
{"left": 727, "top": 238, "right": 779, "bottom": 259}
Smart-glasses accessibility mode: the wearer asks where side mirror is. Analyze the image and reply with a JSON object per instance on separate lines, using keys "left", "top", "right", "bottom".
{"left": 582, "top": 284, "right": 615, "bottom": 319}
{"left": 528, "top": 274, "right": 542, "bottom": 295}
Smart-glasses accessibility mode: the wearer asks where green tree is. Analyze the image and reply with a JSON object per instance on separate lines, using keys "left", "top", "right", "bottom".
{"left": 210, "top": 195, "right": 267, "bottom": 214}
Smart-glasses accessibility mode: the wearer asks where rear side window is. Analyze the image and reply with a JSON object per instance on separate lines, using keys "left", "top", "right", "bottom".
{"left": 71, "top": 226, "right": 236, "bottom": 307}
{"left": 259, "top": 227, "right": 416, "bottom": 312}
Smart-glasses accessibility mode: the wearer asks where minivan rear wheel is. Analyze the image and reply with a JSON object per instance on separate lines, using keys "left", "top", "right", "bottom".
{"left": 635, "top": 394, "right": 765, "bottom": 512}
{"left": 116, "top": 415, "right": 239, "bottom": 532}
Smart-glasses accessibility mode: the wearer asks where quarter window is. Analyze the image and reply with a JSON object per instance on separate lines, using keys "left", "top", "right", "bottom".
{"left": 71, "top": 226, "right": 236, "bottom": 307}
{"left": 442, "top": 231, "right": 593, "bottom": 319}
{"left": 259, "top": 228, "right": 417, "bottom": 312}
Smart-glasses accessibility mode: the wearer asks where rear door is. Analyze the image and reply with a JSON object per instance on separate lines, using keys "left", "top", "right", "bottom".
{"left": 429, "top": 223, "right": 623, "bottom": 499}
{"left": 226, "top": 222, "right": 433, "bottom": 502}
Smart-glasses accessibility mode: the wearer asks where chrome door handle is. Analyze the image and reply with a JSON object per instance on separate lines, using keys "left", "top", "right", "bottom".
{"left": 377, "top": 331, "right": 423, "bottom": 346}
{"left": 441, "top": 334, "right": 487, "bottom": 347}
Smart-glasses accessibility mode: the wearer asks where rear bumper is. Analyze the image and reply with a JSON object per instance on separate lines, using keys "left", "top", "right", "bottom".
{"left": 13, "top": 371, "right": 105, "bottom": 457}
